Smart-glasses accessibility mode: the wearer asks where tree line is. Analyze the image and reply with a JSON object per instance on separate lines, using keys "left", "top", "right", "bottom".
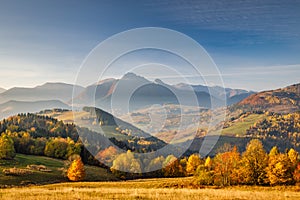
{"left": 106, "top": 139, "right": 300, "bottom": 186}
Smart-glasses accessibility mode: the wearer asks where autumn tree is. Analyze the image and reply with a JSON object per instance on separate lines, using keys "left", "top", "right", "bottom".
{"left": 195, "top": 156, "right": 214, "bottom": 185}
{"left": 240, "top": 139, "right": 268, "bottom": 185}
{"left": 180, "top": 157, "right": 188, "bottom": 172}
{"left": 110, "top": 150, "right": 141, "bottom": 179}
{"left": 266, "top": 153, "right": 294, "bottom": 185}
{"left": 67, "top": 157, "right": 85, "bottom": 181}
{"left": 0, "top": 133, "right": 16, "bottom": 159}
{"left": 145, "top": 155, "right": 165, "bottom": 173}
{"left": 288, "top": 148, "right": 299, "bottom": 168}
{"left": 186, "top": 154, "right": 201, "bottom": 175}
{"left": 213, "top": 146, "right": 240, "bottom": 186}
{"left": 204, "top": 156, "right": 212, "bottom": 170}
{"left": 269, "top": 146, "right": 279, "bottom": 157}
{"left": 195, "top": 164, "right": 214, "bottom": 185}
{"left": 162, "top": 155, "right": 185, "bottom": 177}
{"left": 96, "top": 146, "right": 118, "bottom": 166}
{"left": 293, "top": 163, "right": 300, "bottom": 183}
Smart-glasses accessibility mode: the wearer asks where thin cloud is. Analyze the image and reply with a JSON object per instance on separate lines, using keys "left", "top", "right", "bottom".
{"left": 145, "top": 0, "right": 300, "bottom": 40}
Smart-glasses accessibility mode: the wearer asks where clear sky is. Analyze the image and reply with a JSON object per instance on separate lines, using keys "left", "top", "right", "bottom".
{"left": 0, "top": 0, "right": 300, "bottom": 91}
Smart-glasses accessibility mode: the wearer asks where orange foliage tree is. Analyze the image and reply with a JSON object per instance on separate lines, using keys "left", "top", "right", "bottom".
{"left": 213, "top": 146, "right": 240, "bottom": 186}
{"left": 67, "top": 157, "right": 85, "bottom": 181}
{"left": 293, "top": 163, "right": 300, "bottom": 183}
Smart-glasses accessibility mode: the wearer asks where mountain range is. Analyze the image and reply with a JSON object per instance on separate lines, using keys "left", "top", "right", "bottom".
{"left": 0, "top": 82, "right": 84, "bottom": 104}
{"left": 0, "top": 73, "right": 254, "bottom": 119}
{"left": 0, "top": 100, "right": 69, "bottom": 119}
{"left": 72, "top": 72, "right": 254, "bottom": 112}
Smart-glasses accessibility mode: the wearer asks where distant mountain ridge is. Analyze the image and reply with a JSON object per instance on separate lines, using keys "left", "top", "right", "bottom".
{"left": 0, "top": 100, "right": 70, "bottom": 119}
{"left": 174, "top": 83, "right": 253, "bottom": 98}
{"left": 73, "top": 72, "right": 254, "bottom": 111}
{"left": 0, "top": 74, "right": 255, "bottom": 119}
{"left": 0, "top": 82, "right": 84, "bottom": 104}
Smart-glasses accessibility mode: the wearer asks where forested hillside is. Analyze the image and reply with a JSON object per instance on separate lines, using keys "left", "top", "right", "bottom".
{"left": 232, "top": 83, "right": 300, "bottom": 113}
{"left": 0, "top": 111, "right": 167, "bottom": 164}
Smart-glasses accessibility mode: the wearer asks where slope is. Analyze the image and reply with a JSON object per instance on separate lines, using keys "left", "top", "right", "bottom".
{"left": 232, "top": 83, "right": 300, "bottom": 113}
{"left": 0, "top": 154, "right": 118, "bottom": 186}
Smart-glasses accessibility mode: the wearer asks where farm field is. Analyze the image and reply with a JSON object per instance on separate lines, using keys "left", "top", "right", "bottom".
{"left": 0, "top": 178, "right": 300, "bottom": 200}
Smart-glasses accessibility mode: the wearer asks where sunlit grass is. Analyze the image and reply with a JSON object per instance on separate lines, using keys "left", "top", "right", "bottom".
{"left": 222, "top": 114, "right": 266, "bottom": 136}
{"left": 1, "top": 178, "right": 299, "bottom": 200}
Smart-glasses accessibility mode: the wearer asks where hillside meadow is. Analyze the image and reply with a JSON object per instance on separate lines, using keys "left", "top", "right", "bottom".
{"left": 0, "top": 154, "right": 117, "bottom": 186}
{"left": 0, "top": 178, "right": 300, "bottom": 200}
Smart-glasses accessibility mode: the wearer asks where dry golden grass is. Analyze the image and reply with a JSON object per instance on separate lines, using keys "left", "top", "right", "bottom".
{"left": 1, "top": 178, "right": 300, "bottom": 200}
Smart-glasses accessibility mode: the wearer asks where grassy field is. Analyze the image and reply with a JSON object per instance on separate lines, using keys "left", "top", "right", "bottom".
{"left": 0, "top": 178, "right": 299, "bottom": 200}
{"left": 222, "top": 114, "right": 266, "bottom": 136}
{"left": 0, "top": 154, "right": 118, "bottom": 186}
{"left": 1, "top": 155, "right": 300, "bottom": 199}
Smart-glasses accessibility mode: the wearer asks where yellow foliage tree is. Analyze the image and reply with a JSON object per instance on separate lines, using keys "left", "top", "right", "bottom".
{"left": 288, "top": 148, "right": 299, "bottom": 167}
{"left": 110, "top": 150, "right": 142, "bottom": 179}
{"left": 266, "top": 153, "right": 294, "bottom": 185}
{"left": 67, "top": 157, "right": 85, "bottom": 181}
{"left": 186, "top": 154, "right": 201, "bottom": 175}
{"left": 240, "top": 139, "right": 268, "bottom": 185}
{"left": 269, "top": 146, "right": 279, "bottom": 157}
{"left": 204, "top": 156, "right": 212, "bottom": 170}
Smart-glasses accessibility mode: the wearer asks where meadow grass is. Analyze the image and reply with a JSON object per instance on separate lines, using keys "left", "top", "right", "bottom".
{"left": 0, "top": 178, "right": 299, "bottom": 200}
{"left": 0, "top": 154, "right": 118, "bottom": 186}
{"left": 222, "top": 114, "right": 266, "bottom": 136}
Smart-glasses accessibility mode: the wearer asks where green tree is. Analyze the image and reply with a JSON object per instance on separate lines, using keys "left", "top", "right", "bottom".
{"left": 44, "top": 138, "right": 68, "bottom": 159}
{"left": 0, "top": 133, "right": 16, "bottom": 159}
{"left": 66, "top": 137, "right": 81, "bottom": 158}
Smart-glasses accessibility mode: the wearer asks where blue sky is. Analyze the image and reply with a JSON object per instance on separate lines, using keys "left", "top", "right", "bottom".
{"left": 0, "top": 0, "right": 300, "bottom": 91}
